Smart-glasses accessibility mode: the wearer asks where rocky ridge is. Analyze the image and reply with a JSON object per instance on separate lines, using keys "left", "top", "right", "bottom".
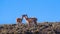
{"left": 0, "top": 22, "right": 60, "bottom": 34}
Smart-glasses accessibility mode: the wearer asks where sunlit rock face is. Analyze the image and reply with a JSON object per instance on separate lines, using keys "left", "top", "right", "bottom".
{"left": 0, "top": 22, "right": 60, "bottom": 34}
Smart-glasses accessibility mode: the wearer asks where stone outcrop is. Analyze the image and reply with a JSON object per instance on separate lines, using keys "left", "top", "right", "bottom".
{"left": 0, "top": 22, "right": 60, "bottom": 34}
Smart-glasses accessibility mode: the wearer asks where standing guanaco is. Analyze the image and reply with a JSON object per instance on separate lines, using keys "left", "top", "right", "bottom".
{"left": 22, "top": 14, "right": 37, "bottom": 26}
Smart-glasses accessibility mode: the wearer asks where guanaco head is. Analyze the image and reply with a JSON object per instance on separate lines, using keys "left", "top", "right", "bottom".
{"left": 22, "top": 14, "right": 28, "bottom": 19}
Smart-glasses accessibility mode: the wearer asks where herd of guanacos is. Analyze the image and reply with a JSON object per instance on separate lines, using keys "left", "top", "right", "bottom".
{"left": 16, "top": 14, "right": 37, "bottom": 26}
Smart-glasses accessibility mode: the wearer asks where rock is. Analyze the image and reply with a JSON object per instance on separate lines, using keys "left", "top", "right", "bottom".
{"left": 0, "top": 22, "right": 60, "bottom": 34}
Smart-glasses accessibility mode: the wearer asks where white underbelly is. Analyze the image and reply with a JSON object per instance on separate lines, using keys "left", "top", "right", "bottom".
{"left": 26, "top": 20, "right": 29, "bottom": 24}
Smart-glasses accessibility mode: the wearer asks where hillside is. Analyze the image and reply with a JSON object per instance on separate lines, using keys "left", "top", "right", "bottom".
{"left": 0, "top": 22, "right": 60, "bottom": 34}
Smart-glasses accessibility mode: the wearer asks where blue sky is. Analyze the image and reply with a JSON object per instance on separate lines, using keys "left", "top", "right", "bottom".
{"left": 0, "top": 0, "right": 60, "bottom": 24}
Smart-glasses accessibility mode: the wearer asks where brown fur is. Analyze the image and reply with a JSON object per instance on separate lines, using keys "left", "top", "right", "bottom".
{"left": 16, "top": 18, "right": 22, "bottom": 24}
{"left": 22, "top": 15, "right": 37, "bottom": 26}
{"left": 26, "top": 18, "right": 37, "bottom": 25}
